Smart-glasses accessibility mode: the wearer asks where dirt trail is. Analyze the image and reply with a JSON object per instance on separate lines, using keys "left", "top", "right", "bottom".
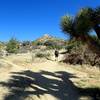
{"left": 0, "top": 59, "right": 89, "bottom": 100}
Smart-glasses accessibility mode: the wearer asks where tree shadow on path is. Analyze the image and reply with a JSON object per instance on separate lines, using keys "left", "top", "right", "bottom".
{"left": 0, "top": 69, "right": 100, "bottom": 100}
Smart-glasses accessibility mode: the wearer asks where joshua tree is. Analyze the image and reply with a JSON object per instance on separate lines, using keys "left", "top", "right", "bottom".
{"left": 61, "top": 7, "right": 100, "bottom": 55}
{"left": 75, "top": 7, "right": 100, "bottom": 40}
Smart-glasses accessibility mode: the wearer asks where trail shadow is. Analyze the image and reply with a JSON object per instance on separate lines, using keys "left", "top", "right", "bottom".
{"left": 0, "top": 70, "right": 100, "bottom": 100}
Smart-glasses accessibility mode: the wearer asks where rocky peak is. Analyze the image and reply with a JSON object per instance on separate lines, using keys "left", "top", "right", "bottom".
{"left": 37, "top": 34, "right": 52, "bottom": 42}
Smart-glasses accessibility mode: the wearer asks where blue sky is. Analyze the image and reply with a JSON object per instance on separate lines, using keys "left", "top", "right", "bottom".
{"left": 0, "top": 0, "right": 100, "bottom": 41}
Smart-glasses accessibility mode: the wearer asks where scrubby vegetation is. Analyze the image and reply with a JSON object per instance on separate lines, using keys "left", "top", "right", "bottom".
{"left": 0, "top": 42, "right": 4, "bottom": 50}
{"left": 63, "top": 39, "right": 100, "bottom": 67}
{"left": 6, "top": 38, "right": 19, "bottom": 53}
{"left": 35, "top": 52, "right": 50, "bottom": 58}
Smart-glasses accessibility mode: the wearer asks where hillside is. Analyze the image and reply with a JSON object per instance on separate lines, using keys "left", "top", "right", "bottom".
{"left": 36, "top": 34, "right": 65, "bottom": 42}
{"left": 33, "top": 34, "right": 66, "bottom": 47}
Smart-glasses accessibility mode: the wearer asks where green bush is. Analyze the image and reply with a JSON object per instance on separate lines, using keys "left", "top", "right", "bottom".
{"left": 6, "top": 38, "right": 19, "bottom": 53}
{"left": 0, "top": 42, "right": 4, "bottom": 50}
{"left": 22, "top": 41, "right": 31, "bottom": 46}
{"left": 32, "top": 41, "right": 44, "bottom": 46}
{"left": 35, "top": 52, "right": 50, "bottom": 58}
{"left": 44, "top": 40, "right": 63, "bottom": 50}
{"left": 44, "top": 40, "right": 55, "bottom": 46}
{"left": 64, "top": 39, "right": 85, "bottom": 53}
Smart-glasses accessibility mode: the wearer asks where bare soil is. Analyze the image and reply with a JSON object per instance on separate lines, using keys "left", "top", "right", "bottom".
{"left": 0, "top": 54, "right": 100, "bottom": 100}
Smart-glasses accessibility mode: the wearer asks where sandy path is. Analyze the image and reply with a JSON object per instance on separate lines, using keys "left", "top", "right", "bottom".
{"left": 0, "top": 59, "right": 86, "bottom": 100}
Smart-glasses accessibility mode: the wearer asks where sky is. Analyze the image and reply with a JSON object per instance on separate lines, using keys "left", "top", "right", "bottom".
{"left": 0, "top": 0, "right": 100, "bottom": 41}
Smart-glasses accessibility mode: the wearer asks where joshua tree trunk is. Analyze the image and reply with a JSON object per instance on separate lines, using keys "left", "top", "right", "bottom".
{"left": 94, "top": 24, "right": 100, "bottom": 39}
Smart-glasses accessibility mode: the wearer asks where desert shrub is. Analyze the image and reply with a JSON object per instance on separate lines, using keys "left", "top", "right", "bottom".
{"left": 63, "top": 53, "right": 83, "bottom": 65}
{"left": 6, "top": 38, "right": 19, "bottom": 53}
{"left": 44, "top": 40, "right": 56, "bottom": 46}
{"left": 65, "top": 39, "right": 84, "bottom": 52}
{"left": 33, "top": 41, "right": 43, "bottom": 46}
{"left": 63, "top": 39, "right": 100, "bottom": 67}
{"left": 36, "top": 42, "right": 43, "bottom": 45}
{"left": 65, "top": 45, "right": 74, "bottom": 53}
{"left": 22, "top": 41, "right": 31, "bottom": 46}
{"left": 0, "top": 42, "right": 5, "bottom": 51}
{"left": 53, "top": 45, "right": 63, "bottom": 50}
{"left": 35, "top": 52, "right": 50, "bottom": 58}
{"left": 44, "top": 40, "right": 63, "bottom": 50}
{"left": 46, "top": 45, "right": 62, "bottom": 50}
